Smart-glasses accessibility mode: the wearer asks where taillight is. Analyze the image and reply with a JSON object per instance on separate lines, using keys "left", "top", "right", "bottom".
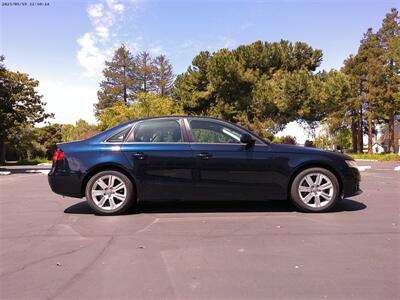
{"left": 52, "top": 149, "right": 64, "bottom": 161}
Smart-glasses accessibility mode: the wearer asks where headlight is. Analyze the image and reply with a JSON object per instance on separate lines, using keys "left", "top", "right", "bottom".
{"left": 345, "top": 160, "right": 358, "bottom": 169}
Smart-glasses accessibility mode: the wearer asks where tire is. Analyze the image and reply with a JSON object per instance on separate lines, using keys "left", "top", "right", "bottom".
{"left": 290, "top": 167, "right": 340, "bottom": 213}
{"left": 85, "top": 170, "right": 134, "bottom": 215}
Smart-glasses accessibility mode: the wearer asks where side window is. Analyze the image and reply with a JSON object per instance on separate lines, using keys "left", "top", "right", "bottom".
{"left": 128, "top": 119, "right": 183, "bottom": 143}
{"left": 189, "top": 120, "right": 243, "bottom": 144}
{"left": 106, "top": 126, "right": 131, "bottom": 143}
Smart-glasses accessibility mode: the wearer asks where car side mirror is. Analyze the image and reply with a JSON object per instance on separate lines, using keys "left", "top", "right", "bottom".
{"left": 240, "top": 133, "right": 255, "bottom": 145}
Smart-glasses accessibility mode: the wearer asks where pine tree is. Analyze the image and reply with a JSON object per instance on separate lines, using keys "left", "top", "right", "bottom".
{"left": 153, "top": 55, "right": 174, "bottom": 97}
{"left": 95, "top": 45, "right": 137, "bottom": 116}
{"left": 173, "top": 41, "right": 324, "bottom": 136}
{"left": 376, "top": 8, "right": 400, "bottom": 153}
{"left": 135, "top": 51, "right": 155, "bottom": 93}
{"left": 360, "top": 28, "right": 384, "bottom": 153}
{"left": 342, "top": 50, "right": 368, "bottom": 153}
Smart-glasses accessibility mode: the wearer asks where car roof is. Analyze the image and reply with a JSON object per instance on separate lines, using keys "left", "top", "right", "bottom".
{"left": 127, "top": 115, "right": 227, "bottom": 123}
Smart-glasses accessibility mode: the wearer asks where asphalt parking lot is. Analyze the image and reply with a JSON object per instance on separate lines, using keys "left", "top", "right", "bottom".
{"left": 1, "top": 161, "right": 399, "bottom": 299}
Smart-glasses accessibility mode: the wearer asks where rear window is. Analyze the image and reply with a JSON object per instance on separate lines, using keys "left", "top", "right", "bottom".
{"left": 106, "top": 127, "right": 131, "bottom": 143}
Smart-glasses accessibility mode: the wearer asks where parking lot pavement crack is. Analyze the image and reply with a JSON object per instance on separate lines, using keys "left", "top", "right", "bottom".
{"left": 0, "top": 244, "right": 91, "bottom": 279}
{"left": 46, "top": 236, "right": 115, "bottom": 300}
{"left": 135, "top": 218, "right": 160, "bottom": 234}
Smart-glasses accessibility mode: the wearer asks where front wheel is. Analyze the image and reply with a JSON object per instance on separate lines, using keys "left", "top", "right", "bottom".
{"left": 290, "top": 167, "right": 340, "bottom": 213}
{"left": 85, "top": 170, "right": 134, "bottom": 215}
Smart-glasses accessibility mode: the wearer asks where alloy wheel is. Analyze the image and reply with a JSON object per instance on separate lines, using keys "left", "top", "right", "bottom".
{"left": 91, "top": 175, "right": 127, "bottom": 210}
{"left": 298, "top": 172, "right": 334, "bottom": 208}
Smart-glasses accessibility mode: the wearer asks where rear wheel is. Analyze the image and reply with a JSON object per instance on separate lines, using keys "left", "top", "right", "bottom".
{"left": 290, "top": 167, "right": 340, "bottom": 213}
{"left": 85, "top": 170, "right": 134, "bottom": 215}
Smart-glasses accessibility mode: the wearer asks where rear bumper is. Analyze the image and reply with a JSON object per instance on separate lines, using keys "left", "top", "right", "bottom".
{"left": 48, "top": 169, "right": 84, "bottom": 198}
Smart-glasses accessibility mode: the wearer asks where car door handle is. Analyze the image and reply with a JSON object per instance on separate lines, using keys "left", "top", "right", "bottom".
{"left": 133, "top": 152, "right": 146, "bottom": 160}
{"left": 196, "top": 152, "right": 213, "bottom": 160}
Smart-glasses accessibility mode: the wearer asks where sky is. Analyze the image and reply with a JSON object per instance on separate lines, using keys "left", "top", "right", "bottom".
{"left": 0, "top": 0, "right": 398, "bottom": 143}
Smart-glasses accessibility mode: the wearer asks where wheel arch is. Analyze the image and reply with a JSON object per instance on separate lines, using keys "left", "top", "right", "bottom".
{"left": 287, "top": 162, "right": 343, "bottom": 199}
{"left": 81, "top": 163, "right": 138, "bottom": 199}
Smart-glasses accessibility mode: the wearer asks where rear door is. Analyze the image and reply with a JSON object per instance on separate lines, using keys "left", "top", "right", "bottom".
{"left": 121, "top": 118, "right": 196, "bottom": 201}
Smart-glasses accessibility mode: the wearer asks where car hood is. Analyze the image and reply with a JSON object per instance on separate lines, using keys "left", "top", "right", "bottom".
{"left": 269, "top": 144, "right": 352, "bottom": 160}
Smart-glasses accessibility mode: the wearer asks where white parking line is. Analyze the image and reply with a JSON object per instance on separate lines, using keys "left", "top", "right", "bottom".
{"left": 357, "top": 166, "right": 371, "bottom": 172}
{"left": 395, "top": 166, "right": 400, "bottom": 171}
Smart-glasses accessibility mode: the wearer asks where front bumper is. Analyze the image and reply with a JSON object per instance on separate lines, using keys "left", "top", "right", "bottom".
{"left": 342, "top": 166, "right": 362, "bottom": 198}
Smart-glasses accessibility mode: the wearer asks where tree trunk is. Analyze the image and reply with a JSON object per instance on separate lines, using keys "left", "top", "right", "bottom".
{"left": 123, "top": 65, "right": 127, "bottom": 104}
{"left": 351, "top": 118, "right": 358, "bottom": 153}
{"left": 388, "top": 112, "right": 395, "bottom": 153}
{"left": 358, "top": 106, "right": 363, "bottom": 153}
{"left": 0, "top": 138, "right": 6, "bottom": 165}
{"left": 368, "top": 113, "right": 373, "bottom": 154}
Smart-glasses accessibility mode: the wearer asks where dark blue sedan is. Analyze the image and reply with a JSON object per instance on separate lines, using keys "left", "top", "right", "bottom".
{"left": 48, "top": 116, "right": 361, "bottom": 215}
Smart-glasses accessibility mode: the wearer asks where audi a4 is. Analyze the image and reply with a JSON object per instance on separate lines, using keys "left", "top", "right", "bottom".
{"left": 48, "top": 116, "right": 361, "bottom": 215}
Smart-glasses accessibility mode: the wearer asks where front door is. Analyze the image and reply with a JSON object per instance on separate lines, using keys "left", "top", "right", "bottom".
{"left": 186, "top": 118, "right": 277, "bottom": 201}
{"left": 121, "top": 118, "right": 196, "bottom": 201}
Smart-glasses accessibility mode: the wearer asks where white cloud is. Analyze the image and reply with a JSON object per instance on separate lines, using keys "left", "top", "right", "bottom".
{"left": 77, "top": 33, "right": 106, "bottom": 77}
{"left": 77, "top": 0, "right": 137, "bottom": 77}
{"left": 96, "top": 26, "right": 109, "bottom": 39}
{"left": 88, "top": 3, "right": 104, "bottom": 18}
{"left": 106, "top": 0, "right": 125, "bottom": 13}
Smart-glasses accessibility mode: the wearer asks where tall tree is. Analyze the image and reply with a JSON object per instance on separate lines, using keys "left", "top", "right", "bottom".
{"left": 95, "top": 45, "right": 137, "bottom": 116}
{"left": 342, "top": 51, "right": 368, "bottom": 153}
{"left": 153, "top": 55, "right": 174, "bottom": 97}
{"left": 376, "top": 8, "right": 400, "bottom": 153}
{"left": 173, "top": 40, "right": 323, "bottom": 136}
{"left": 173, "top": 51, "right": 212, "bottom": 115}
{"left": 135, "top": 51, "right": 155, "bottom": 93}
{"left": 357, "top": 28, "right": 385, "bottom": 153}
{"left": 0, "top": 57, "right": 52, "bottom": 164}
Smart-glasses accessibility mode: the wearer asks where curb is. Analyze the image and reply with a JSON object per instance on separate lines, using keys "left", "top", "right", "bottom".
{"left": 354, "top": 159, "right": 378, "bottom": 162}
{"left": 0, "top": 169, "right": 50, "bottom": 175}
{"left": 25, "top": 170, "right": 50, "bottom": 174}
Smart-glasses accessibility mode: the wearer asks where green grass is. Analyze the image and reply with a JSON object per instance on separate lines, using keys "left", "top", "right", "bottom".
{"left": 348, "top": 153, "right": 400, "bottom": 161}
{"left": 4, "top": 158, "right": 51, "bottom": 166}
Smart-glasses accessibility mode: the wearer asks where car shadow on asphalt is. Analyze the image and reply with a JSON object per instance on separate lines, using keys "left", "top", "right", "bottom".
{"left": 64, "top": 198, "right": 367, "bottom": 215}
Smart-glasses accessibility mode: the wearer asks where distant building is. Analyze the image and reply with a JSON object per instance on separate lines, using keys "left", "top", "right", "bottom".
{"left": 372, "top": 143, "right": 385, "bottom": 154}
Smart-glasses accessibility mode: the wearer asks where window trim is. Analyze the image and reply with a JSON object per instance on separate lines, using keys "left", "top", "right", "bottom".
{"left": 125, "top": 117, "right": 186, "bottom": 144}
{"left": 104, "top": 125, "right": 133, "bottom": 143}
{"left": 102, "top": 117, "right": 268, "bottom": 145}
